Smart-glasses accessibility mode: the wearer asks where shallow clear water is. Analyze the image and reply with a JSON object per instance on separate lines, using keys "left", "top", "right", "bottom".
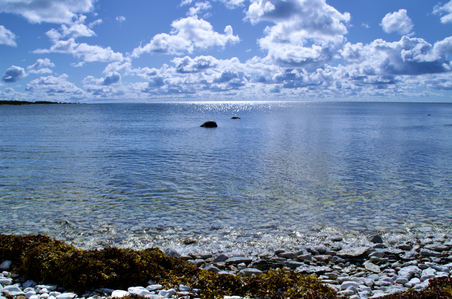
{"left": 1, "top": 101, "right": 451, "bottom": 249}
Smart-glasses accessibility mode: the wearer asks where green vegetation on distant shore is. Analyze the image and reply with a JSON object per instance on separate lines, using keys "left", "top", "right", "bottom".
{"left": 0, "top": 100, "right": 78, "bottom": 105}
{"left": 0, "top": 234, "right": 451, "bottom": 299}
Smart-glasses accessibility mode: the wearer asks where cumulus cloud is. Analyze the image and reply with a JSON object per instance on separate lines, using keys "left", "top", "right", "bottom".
{"left": 34, "top": 38, "right": 124, "bottom": 63}
{"left": 244, "top": 0, "right": 349, "bottom": 67}
{"left": 2, "top": 65, "right": 26, "bottom": 82}
{"left": 0, "top": 0, "right": 95, "bottom": 24}
{"left": 381, "top": 9, "right": 414, "bottom": 35}
{"left": 101, "top": 72, "right": 121, "bottom": 85}
{"left": 433, "top": 1, "right": 452, "bottom": 24}
{"left": 337, "top": 35, "right": 452, "bottom": 95}
{"left": 25, "top": 74, "right": 84, "bottom": 100}
{"left": 245, "top": 0, "right": 350, "bottom": 38}
{"left": 131, "top": 16, "right": 240, "bottom": 56}
{"left": 46, "top": 16, "right": 97, "bottom": 41}
{"left": 83, "top": 72, "right": 121, "bottom": 86}
{"left": 0, "top": 25, "right": 17, "bottom": 46}
{"left": 27, "top": 58, "right": 55, "bottom": 74}
{"left": 116, "top": 16, "right": 126, "bottom": 23}
{"left": 173, "top": 55, "right": 218, "bottom": 73}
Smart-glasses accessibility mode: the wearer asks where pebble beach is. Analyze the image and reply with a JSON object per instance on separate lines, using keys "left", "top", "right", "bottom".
{"left": 1, "top": 226, "right": 452, "bottom": 299}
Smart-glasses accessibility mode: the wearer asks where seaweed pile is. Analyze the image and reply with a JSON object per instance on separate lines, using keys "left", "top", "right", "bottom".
{"left": 0, "top": 234, "right": 451, "bottom": 298}
{"left": 0, "top": 234, "right": 335, "bottom": 298}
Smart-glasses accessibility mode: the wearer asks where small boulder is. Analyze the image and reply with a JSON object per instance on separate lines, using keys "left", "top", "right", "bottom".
{"left": 370, "top": 235, "right": 383, "bottom": 244}
{"left": 200, "top": 121, "right": 217, "bottom": 128}
{"left": 231, "top": 117, "right": 241, "bottom": 119}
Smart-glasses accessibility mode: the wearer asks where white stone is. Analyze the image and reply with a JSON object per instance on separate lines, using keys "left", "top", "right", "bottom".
{"left": 239, "top": 268, "right": 263, "bottom": 276}
{"left": 2, "top": 285, "right": 25, "bottom": 296}
{"left": 111, "top": 290, "right": 129, "bottom": 298}
{"left": 421, "top": 268, "right": 436, "bottom": 281}
{"left": 224, "top": 297, "right": 242, "bottom": 299}
{"left": 364, "top": 261, "right": 381, "bottom": 273}
{"left": 395, "top": 277, "right": 408, "bottom": 284}
{"left": 337, "top": 247, "right": 369, "bottom": 258}
{"left": 49, "top": 292, "right": 61, "bottom": 297}
{"left": 414, "top": 280, "right": 429, "bottom": 290}
{"left": 0, "top": 278, "right": 12, "bottom": 285}
{"left": 341, "top": 281, "right": 359, "bottom": 290}
{"left": 179, "top": 284, "right": 190, "bottom": 291}
{"left": 363, "top": 278, "right": 374, "bottom": 287}
{"left": 405, "top": 278, "right": 421, "bottom": 288}
{"left": 146, "top": 284, "right": 163, "bottom": 291}
{"left": 128, "top": 287, "right": 152, "bottom": 297}
{"left": 25, "top": 291, "right": 37, "bottom": 298}
{"left": 398, "top": 266, "right": 421, "bottom": 281}
{"left": 56, "top": 293, "right": 77, "bottom": 299}
{"left": 29, "top": 296, "right": 40, "bottom": 299}
{"left": 337, "top": 289, "right": 355, "bottom": 296}
{"left": 159, "top": 288, "right": 176, "bottom": 298}
{"left": 39, "top": 293, "right": 49, "bottom": 299}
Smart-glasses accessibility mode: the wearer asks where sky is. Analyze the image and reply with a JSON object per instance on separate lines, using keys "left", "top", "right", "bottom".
{"left": 1, "top": 0, "right": 452, "bottom": 103}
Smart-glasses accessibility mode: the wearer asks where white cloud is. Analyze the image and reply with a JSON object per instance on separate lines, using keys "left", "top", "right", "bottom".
{"left": 2, "top": 65, "right": 26, "bottom": 82}
{"left": 244, "top": 0, "right": 349, "bottom": 67}
{"left": 180, "top": 0, "right": 194, "bottom": 6}
{"left": 0, "top": 25, "right": 17, "bottom": 46}
{"left": 0, "top": 0, "right": 95, "bottom": 24}
{"left": 245, "top": 0, "right": 350, "bottom": 38}
{"left": 132, "top": 16, "right": 240, "bottom": 56}
{"left": 187, "top": 2, "right": 211, "bottom": 16}
{"left": 45, "top": 15, "right": 96, "bottom": 41}
{"left": 381, "top": 9, "right": 414, "bottom": 35}
{"left": 34, "top": 38, "right": 124, "bottom": 63}
{"left": 25, "top": 74, "right": 85, "bottom": 100}
{"left": 116, "top": 16, "right": 126, "bottom": 23}
{"left": 433, "top": 1, "right": 452, "bottom": 24}
{"left": 338, "top": 35, "right": 452, "bottom": 92}
{"left": 27, "top": 58, "right": 55, "bottom": 74}
{"left": 89, "top": 19, "right": 102, "bottom": 28}
{"left": 84, "top": 72, "right": 121, "bottom": 86}
{"left": 219, "top": 0, "right": 247, "bottom": 9}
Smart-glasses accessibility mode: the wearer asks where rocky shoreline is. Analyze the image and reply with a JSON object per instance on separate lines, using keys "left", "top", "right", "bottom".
{"left": 1, "top": 230, "right": 452, "bottom": 299}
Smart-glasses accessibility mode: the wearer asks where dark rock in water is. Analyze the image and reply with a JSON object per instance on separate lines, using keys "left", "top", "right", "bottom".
{"left": 182, "top": 238, "right": 197, "bottom": 245}
{"left": 231, "top": 116, "right": 241, "bottom": 119}
{"left": 370, "top": 235, "right": 383, "bottom": 244}
{"left": 213, "top": 254, "right": 229, "bottom": 263}
{"left": 200, "top": 121, "right": 217, "bottom": 128}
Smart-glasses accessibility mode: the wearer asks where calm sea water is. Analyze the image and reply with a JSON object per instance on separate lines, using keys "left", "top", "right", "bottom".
{"left": 1, "top": 101, "right": 452, "bottom": 249}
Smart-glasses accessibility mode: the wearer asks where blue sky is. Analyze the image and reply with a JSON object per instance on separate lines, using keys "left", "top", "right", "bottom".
{"left": 1, "top": 0, "right": 452, "bottom": 102}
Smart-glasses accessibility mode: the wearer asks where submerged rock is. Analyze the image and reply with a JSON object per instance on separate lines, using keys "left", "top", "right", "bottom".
{"left": 200, "top": 120, "right": 217, "bottom": 128}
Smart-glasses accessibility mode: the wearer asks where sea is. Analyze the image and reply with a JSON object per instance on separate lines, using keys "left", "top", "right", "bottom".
{"left": 1, "top": 101, "right": 451, "bottom": 253}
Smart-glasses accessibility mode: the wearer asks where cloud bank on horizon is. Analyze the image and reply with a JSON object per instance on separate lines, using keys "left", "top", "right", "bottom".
{"left": 1, "top": 0, "right": 452, "bottom": 102}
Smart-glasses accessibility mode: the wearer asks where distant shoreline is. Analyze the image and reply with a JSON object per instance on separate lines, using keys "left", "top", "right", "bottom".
{"left": 0, "top": 100, "right": 80, "bottom": 105}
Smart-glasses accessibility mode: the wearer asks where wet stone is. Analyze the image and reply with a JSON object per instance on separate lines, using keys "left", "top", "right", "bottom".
{"left": 337, "top": 247, "right": 370, "bottom": 258}
{"left": 364, "top": 261, "right": 381, "bottom": 273}
{"left": 225, "top": 257, "right": 252, "bottom": 265}
{"left": 370, "top": 235, "right": 384, "bottom": 244}
{"left": 213, "top": 254, "right": 229, "bottom": 262}
{"left": 238, "top": 268, "right": 263, "bottom": 276}
{"left": 295, "top": 264, "right": 332, "bottom": 274}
